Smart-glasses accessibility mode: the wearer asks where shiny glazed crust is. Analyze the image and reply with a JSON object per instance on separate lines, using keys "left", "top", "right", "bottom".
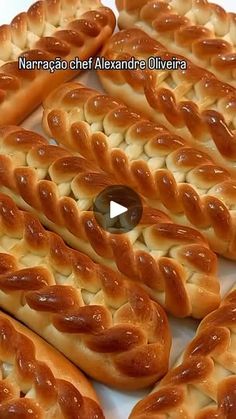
{"left": 0, "top": 126, "right": 220, "bottom": 319}
{"left": 43, "top": 82, "right": 236, "bottom": 261}
{"left": 116, "top": 0, "right": 236, "bottom": 87}
{"left": 130, "top": 288, "right": 236, "bottom": 418}
{"left": 0, "top": 0, "right": 115, "bottom": 125}
{"left": 98, "top": 28, "right": 236, "bottom": 174}
{"left": 0, "top": 192, "right": 171, "bottom": 390}
{"left": 0, "top": 311, "right": 103, "bottom": 418}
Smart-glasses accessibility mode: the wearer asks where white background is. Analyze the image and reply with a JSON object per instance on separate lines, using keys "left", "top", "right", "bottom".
{"left": 0, "top": 1, "right": 235, "bottom": 418}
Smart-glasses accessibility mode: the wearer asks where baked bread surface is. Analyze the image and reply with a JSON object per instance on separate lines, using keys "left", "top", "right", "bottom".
{"left": 98, "top": 28, "right": 236, "bottom": 175}
{"left": 0, "top": 192, "right": 171, "bottom": 390}
{"left": 43, "top": 82, "right": 236, "bottom": 261}
{"left": 0, "top": 126, "right": 220, "bottom": 319}
{"left": 116, "top": 0, "right": 236, "bottom": 86}
{"left": 130, "top": 287, "right": 236, "bottom": 418}
{"left": 0, "top": 311, "right": 104, "bottom": 418}
{"left": 0, "top": 0, "right": 115, "bottom": 125}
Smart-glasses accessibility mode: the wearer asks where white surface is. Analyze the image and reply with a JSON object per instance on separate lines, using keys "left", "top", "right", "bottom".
{"left": 0, "top": 1, "right": 236, "bottom": 418}
{"left": 110, "top": 201, "right": 127, "bottom": 218}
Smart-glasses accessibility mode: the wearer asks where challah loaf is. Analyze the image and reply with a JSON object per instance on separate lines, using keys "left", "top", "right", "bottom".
{"left": 0, "top": 0, "right": 115, "bottom": 125}
{"left": 116, "top": 0, "right": 236, "bottom": 87}
{"left": 43, "top": 82, "right": 236, "bottom": 261}
{"left": 0, "top": 192, "right": 171, "bottom": 390}
{"left": 0, "top": 311, "right": 104, "bottom": 418}
{"left": 130, "top": 287, "right": 236, "bottom": 418}
{"left": 98, "top": 28, "right": 236, "bottom": 175}
{"left": 0, "top": 126, "right": 220, "bottom": 318}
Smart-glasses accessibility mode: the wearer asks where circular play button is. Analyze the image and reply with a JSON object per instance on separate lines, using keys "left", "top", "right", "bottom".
{"left": 93, "top": 185, "right": 143, "bottom": 234}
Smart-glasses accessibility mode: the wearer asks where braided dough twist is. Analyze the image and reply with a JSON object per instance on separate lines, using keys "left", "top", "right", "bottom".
{"left": 98, "top": 28, "right": 236, "bottom": 174}
{"left": 0, "top": 126, "right": 220, "bottom": 318}
{"left": 130, "top": 287, "right": 236, "bottom": 418}
{"left": 43, "top": 82, "right": 236, "bottom": 261}
{"left": 0, "top": 0, "right": 115, "bottom": 125}
{"left": 116, "top": 0, "right": 236, "bottom": 87}
{"left": 0, "top": 311, "right": 104, "bottom": 418}
{"left": 0, "top": 192, "right": 171, "bottom": 390}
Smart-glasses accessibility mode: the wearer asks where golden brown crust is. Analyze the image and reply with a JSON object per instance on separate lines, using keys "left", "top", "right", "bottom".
{"left": 0, "top": 0, "right": 115, "bottom": 125}
{"left": 116, "top": 0, "right": 236, "bottom": 87}
{"left": 43, "top": 82, "right": 236, "bottom": 261}
{"left": 0, "top": 192, "right": 171, "bottom": 390}
{"left": 0, "top": 311, "right": 104, "bottom": 418}
{"left": 0, "top": 126, "right": 220, "bottom": 318}
{"left": 98, "top": 28, "right": 236, "bottom": 175}
{"left": 130, "top": 287, "right": 236, "bottom": 418}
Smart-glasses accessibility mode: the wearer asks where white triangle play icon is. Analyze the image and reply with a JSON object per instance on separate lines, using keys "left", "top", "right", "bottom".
{"left": 110, "top": 200, "right": 128, "bottom": 219}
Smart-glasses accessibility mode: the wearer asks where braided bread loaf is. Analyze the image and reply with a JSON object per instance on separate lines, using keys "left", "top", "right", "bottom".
{"left": 130, "top": 287, "right": 236, "bottom": 418}
{"left": 116, "top": 0, "right": 236, "bottom": 87}
{"left": 0, "top": 311, "right": 104, "bottom": 418}
{"left": 0, "top": 126, "right": 220, "bottom": 318}
{"left": 0, "top": 0, "right": 115, "bottom": 125}
{"left": 98, "top": 28, "right": 236, "bottom": 174}
{"left": 0, "top": 192, "right": 171, "bottom": 390}
{"left": 43, "top": 82, "right": 236, "bottom": 261}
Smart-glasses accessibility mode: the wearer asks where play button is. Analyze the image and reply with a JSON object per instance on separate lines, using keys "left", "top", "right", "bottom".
{"left": 93, "top": 185, "right": 143, "bottom": 234}
{"left": 110, "top": 201, "right": 127, "bottom": 219}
